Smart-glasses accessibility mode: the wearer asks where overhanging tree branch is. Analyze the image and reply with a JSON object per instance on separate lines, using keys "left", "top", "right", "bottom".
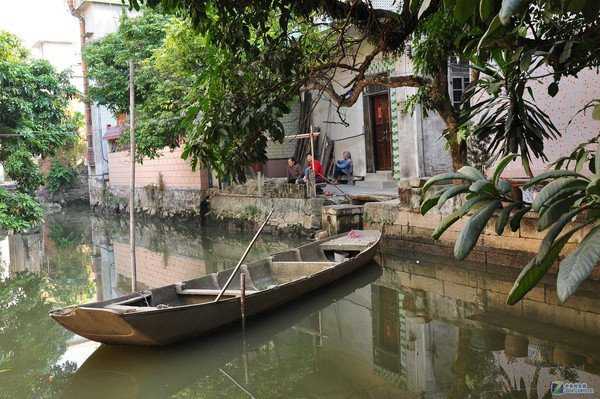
{"left": 304, "top": 74, "right": 429, "bottom": 107}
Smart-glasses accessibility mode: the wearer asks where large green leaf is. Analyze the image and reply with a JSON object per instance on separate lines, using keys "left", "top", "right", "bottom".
{"left": 422, "top": 172, "right": 473, "bottom": 195}
{"left": 496, "top": 179, "right": 512, "bottom": 194}
{"left": 495, "top": 202, "right": 520, "bottom": 235}
{"left": 418, "top": 0, "right": 434, "bottom": 18}
{"left": 499, "top": 0, "right": 528, "bottom": 25}
{"left": 557, "top": 226, "right": 600, "bottom": 302}
{"left": 593, "top": 104, "right": 600, "bottom": 121}
{"left": 454, "top": 200, "right": 501, "bottom": 260}
{"left": 586, "top": 175, "right": 600, "bottom": 196}
{"left": 523, "top": 170, "right": 584, "bottom": 189}
{"left": 458, "top": 165, "right": 486, "bottom": 181}
{"left": 420, "top": 192, "right": 442, "bottom": 215}
{"left": 537, "top": 208, "right": 587, "bottom": 261}
{"left": 506, "top": 225, "right": 581, "bottom": 305}
{"left": 437, "top": 183, "right": 470, "bottom": 208}
{"left": 492, "top": 153, "right": 517, "bottom": 186}
{"left": 432, "top": 196, "right": 486, "bottom": 240}
{"left": 479, "top": 0, "right": 498, "bottom": 20}
{"left": 531, "top": 177, "right": 586, "bottom": 212}
{"left": 469, "top": 180, "right": 498, "bottom": 197}
{"left": 432, "top": 210, "right": 462, "bottom": 240}
{"left": 454, "top": 0, "right": 478, "bottom": 23}
{"left": 510, "top": 206, "right": 530, "bottom": 232}
{"left": 537, "top": 194, "right": 581, "bottom": 231}
{"left": 477, "top": 15, "right": 502, "bottom": 52}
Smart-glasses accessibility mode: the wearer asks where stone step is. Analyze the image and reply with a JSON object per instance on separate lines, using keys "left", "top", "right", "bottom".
{"left": 363, "top": 171, "right": 394, "bottom": 182}
{"left": 354, "top": 180, "right": 398, "bottom": 190}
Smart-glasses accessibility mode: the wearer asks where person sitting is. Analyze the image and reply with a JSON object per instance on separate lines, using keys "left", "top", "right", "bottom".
{"left": 333, "top": 151, "right": 353, "bottom": 184}
{"left": 303, "top": 154, "right": 325, "bottom": 184}
{"left": 287, "top": 157, "right": 302, "bottom": 184}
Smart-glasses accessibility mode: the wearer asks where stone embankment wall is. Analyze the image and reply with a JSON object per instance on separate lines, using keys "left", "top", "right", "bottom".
{"left": 209, "top": 178, "right": 325, "bottom": 234}
{"left": 209, "top": 179, "right": 325, "bottom": 234}
{"left": 363, "top": 186, "right": 596, "bottom": 276}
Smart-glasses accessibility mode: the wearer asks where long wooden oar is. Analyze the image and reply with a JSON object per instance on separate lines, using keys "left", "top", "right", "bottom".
{"left": 214, "top": 208, "right": 274, "bottom": 302}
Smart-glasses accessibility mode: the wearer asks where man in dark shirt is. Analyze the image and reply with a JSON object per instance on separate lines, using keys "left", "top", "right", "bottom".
{"left": 287, "top": 157, "right": 302, "bottom": 183}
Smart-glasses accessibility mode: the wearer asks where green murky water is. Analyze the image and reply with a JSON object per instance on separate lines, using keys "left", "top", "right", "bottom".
{"left": 1, "top": 206, "right": 600, "bottom": 398}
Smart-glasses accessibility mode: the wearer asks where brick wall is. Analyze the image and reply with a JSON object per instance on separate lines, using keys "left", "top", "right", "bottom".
{"left": 113, "top": 242, "right": 208, "bottom": 288}
{"left": 108, "top": 147, "right": 209, "bottom": 189}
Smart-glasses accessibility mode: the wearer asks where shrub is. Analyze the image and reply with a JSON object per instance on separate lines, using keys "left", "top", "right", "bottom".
{"left": 46, "top": 161, "right": 77, "bottom": 194}
{"left": 0, "top": 189, "right": 44, "bottom": 231}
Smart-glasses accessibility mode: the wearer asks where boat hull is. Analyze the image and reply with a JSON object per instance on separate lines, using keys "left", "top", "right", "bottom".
{"left": 50, "top": 231, "right": 381, "bottom": 346}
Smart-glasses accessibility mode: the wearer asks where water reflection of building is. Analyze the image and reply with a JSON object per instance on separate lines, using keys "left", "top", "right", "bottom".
{"left": 291, "top": 249, "right": 600, "bottom": 398}
{"left": 3, "top": 229, "right": 44, "bottom": 275}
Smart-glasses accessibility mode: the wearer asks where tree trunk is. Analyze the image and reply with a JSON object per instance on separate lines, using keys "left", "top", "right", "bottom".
{"left": 67, "top": 1, "right": 94, "bottom": 169}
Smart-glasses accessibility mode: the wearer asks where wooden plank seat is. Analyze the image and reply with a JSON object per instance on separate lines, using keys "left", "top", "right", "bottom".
{"left": 175, "top": 287, "right": 259, "bottom": 296}
{"left": 106, "top": 304, "right": 159, "bottom": 313}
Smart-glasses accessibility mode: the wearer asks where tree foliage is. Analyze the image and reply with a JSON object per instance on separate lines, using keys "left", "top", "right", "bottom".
{"left": 0, "top": 31, "right": 79, "bottom": 231}
{"left": 84, "top": 10, "right": 172, "bottom": 114}
{"left": 87, "top": 9, "right": 323, "bottom": 178}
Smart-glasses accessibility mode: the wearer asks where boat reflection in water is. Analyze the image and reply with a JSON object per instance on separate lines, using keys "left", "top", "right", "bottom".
{"left": 64, "top": 265, "right": 388, "bottom": 398}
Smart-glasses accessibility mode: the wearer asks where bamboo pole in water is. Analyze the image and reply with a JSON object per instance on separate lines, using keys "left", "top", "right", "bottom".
{"left": 214, "top": 208, "right": 274, "bottom": 302}
{"left": 129, "top": 60, "right": 137, "bottom": 292}
{"left": 309, "top": 126, "right": 316, "bottom": 198}
{"left": 240, "top": 273, "right": 246, "bottom": 327}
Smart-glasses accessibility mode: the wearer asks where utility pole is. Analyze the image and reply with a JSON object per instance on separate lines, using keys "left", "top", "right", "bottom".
{"left": 129, "top": 59, "right": 137, "bottom": 292}
{"left": 66, "top": 0, "right": 94, "bottom": 169}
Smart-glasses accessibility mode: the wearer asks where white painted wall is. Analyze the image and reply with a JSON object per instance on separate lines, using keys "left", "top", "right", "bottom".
{"left": 78, "top": 1, "right": 128, "bottom": 41}
{"left": 311, "top": 91, "right": 368, "bottom": 176}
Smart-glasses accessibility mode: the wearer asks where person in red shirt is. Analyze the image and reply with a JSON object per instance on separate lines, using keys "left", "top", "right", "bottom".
{"left": 304, "top": 154, "right": 325, "bottom": 183}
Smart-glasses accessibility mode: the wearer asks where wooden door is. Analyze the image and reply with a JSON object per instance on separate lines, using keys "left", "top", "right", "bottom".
{"left": 371, "top": 94, "right": 392, "bottom": 170}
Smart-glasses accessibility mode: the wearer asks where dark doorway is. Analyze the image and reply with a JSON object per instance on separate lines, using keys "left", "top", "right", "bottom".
{"left": 371, "top": 93, "right": 392, "bottom": 170}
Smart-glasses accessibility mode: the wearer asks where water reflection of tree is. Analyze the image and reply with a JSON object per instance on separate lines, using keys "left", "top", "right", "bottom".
{"left": 0, "top": 214, "right": 96, "bottom": 398}
{"left": 0, "top": 272, "right": 75, "bottom": 398}
{"left": 449, "top": 328, "right": 524, "bottom": 399}
{"left": 171, "top": 333, "right": 315, "bottom": 398}
{"left": 47, "top": 220, "right": 96, "bottom": 305}
{"left": 448, "top": 328, "right": 580, "bottom": 399}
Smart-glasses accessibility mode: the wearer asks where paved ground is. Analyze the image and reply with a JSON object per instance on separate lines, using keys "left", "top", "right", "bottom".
{"left": 322, "top": 183, "right": 397, "bottom": 200}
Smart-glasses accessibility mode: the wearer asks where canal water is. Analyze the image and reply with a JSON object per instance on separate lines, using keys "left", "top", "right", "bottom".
{"left": 1, "top": 206, "right": 600, "bottom": 398}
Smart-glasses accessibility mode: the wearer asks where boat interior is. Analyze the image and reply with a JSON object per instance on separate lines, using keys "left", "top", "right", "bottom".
{"left": 89, "top": 233, "right": 376, "bottom": 314}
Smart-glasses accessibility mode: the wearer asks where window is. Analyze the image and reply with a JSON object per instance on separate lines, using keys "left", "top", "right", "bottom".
{"left": 449, "top": 58, "right": 470, "bottom": 108}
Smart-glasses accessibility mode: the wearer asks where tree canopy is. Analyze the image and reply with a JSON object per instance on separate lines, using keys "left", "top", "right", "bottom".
{"left": 0, "top": 31, "right": 79, "bottom": 231}
{"left": 86, "top": 8, "right": 325, "bottom": 178}
{"left": 119, "top": 0, "right": 600, "bottom": 302}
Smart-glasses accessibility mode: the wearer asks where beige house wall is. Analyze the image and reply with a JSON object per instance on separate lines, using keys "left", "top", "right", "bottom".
{"left": 496, "top": 68, "right": 600, "bottom": 177}
{"left": 108, "top": 147, "right": 209, "bottom": 189}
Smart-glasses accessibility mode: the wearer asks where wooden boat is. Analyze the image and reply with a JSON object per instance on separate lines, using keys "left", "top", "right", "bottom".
{"left": 49, "top": 230, "right": 381, "bottom": 346}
